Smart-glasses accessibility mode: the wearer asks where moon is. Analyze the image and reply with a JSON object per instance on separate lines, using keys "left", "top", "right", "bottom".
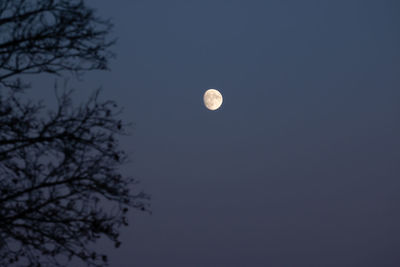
{"left": 203, "top": 89, "right": 223, "bottom": 110}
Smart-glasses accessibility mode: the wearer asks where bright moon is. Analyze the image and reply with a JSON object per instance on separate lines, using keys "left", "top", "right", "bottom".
{"left": 203, "top": 89, "right": 223, "bottom": 110}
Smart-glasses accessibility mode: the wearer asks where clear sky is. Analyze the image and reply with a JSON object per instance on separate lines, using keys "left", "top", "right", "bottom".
{"left": 37, "top": 0, "right": 400, "bottom": 266}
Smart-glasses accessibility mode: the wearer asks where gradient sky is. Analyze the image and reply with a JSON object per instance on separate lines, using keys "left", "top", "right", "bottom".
{"left": 34, "top": 0, "right": 400, "bottom": 266}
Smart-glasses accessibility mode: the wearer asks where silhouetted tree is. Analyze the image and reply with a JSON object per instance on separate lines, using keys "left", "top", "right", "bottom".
{"left": 0, "top": 1, "right": 148, "bottom": 266}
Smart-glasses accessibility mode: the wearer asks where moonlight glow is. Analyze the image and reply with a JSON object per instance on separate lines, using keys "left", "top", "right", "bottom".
{"left": 203, "top": 89, "right": 223, "bottom": 110}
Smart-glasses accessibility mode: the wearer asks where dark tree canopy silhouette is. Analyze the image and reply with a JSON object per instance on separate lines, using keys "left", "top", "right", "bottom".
{"left": 0, "top": 1, "right": 148, "bottom": 266}
{"left": 0, "top": 0, "right": 113, "bottom": 88}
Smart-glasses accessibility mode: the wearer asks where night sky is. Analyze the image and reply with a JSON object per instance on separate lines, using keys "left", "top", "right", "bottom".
{"left": 34, "top": 0, "right": 400, "bottom": 266}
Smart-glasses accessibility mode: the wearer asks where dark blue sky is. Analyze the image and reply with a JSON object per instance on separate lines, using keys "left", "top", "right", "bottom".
{"left": 52, "top": 0, "right": 400, "bottom": 266}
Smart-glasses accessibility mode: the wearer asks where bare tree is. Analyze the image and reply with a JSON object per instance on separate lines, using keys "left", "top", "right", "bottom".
{"left": 0, "top": 0, "right": 113, "bottom": 88}
{"left": 0, "top": 1, "right": 148, "bottom": 266}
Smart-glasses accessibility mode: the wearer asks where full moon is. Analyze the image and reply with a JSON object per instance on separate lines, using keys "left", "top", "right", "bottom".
{"left": 203, "top": 89, "right": 223, "bottom": 110}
